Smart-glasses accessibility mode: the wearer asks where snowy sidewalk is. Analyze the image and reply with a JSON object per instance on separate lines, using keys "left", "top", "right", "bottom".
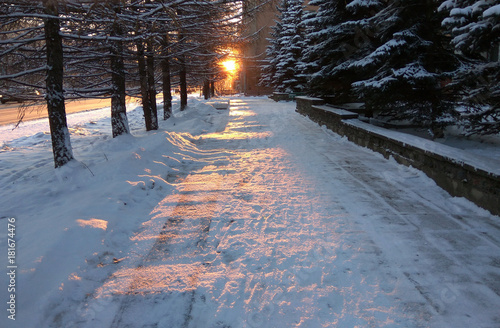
{"left": 1, "top": 97, "right": 499, "bottom": 327}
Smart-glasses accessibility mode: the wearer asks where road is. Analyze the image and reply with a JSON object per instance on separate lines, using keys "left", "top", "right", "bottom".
{"left": 40, "top": 97, "right": 500, "bottom": 328}
{"left": 0, "top": 98, "right": 111, "bottom": 126}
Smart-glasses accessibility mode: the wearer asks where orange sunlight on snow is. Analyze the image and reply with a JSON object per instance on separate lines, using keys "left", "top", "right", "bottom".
{"left": 76, "top": 218, "right": 108, "bottom": 230}
{"left": 84, "top": 100, "right": 356, "bottom": 327}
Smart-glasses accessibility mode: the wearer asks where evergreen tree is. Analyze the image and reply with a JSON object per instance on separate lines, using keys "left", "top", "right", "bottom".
{"left": 346, "top": 0, "right": 458, "bottom": 134}
{"left": 274, "top": 0, "right": 306, "bottom": 92}
{"left": 260, "top": 19, "right": 282, "bottom": 90}
{"left": 260, "top": 0, "right": 306, "bottom": 93}
{"left": 299, "top": 0, "right": 352, "bottom": 97}
{"left": 440, "top": 0, "right": 500, "bottom": 135}
{"left": 323, "top": 0, "right": 383, "bottom": 102}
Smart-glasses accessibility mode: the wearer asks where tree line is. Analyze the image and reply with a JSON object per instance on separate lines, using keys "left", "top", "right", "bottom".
{"left": 0, "top": 0, "right": 244, "bottom": 167}
{"left": 262, "top": 0, "right": 499, "bottom": 136}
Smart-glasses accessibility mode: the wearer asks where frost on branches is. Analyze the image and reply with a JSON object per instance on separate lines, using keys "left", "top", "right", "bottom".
{"left": 344, "top": 0, "right": 458, "bottom": 135}
{"left": 293, "top": 0, "right": 498, "bottom": 136}
{"left": 440, "top": 0, "right": 500, "bottom": 135}
{"left": 260, "top": 0, "right": 306, "bottom": 93}
{"left": 299, "top": 0, "right": 353, "bottom": 97}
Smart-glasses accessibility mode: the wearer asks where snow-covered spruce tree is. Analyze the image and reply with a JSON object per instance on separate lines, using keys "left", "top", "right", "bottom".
{"left": 440, "top": 0, "right": 500, "bottom": 135}
{"left": 318, "top": 0, "right": 384, "bottom": 102}
{"left": 347, "top": 0, "right": 459, "bottom": 134}
{"left": 260, "top": 19, "right": 283, "bottom": 91}
{"left": 300, "top": 0, "right": 368, "bottom": 99}
{"left": 261, "top": 0, "right": 306, "bottom": 93}
{"left": 295, "top": 1, "right": 318, "bottom": 92}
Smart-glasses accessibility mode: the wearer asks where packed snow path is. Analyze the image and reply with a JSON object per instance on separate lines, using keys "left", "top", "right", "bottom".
{"left": 44, "top": 98, "right": 499, "bottom": 327}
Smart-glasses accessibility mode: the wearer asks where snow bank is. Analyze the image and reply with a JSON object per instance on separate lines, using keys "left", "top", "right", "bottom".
{"left": 0, "top": 96, "right": 229, "bottom": 327}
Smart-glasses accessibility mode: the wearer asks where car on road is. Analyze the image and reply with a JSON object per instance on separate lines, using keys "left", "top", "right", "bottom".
{"left": 0, "top": 87, "right": 42, "bottom": 104}
{"left": 0, "top": 93, "right": 24, "bottom": 104}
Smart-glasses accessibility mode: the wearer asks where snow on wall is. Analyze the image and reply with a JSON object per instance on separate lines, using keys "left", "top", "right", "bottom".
{"left": 296, "top": 96, "right": 500, "bottom": 215}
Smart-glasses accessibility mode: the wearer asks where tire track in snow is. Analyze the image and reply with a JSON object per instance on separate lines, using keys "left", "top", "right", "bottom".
{"left": 108, "top": 166, "right": 225, "bottom": 328}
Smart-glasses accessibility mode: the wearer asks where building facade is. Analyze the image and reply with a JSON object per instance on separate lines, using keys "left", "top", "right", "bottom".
{"left": 240, "top": 0, "right": 279, "bottom": 96}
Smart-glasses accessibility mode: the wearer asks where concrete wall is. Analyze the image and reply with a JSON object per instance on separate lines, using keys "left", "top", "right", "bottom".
{"left": 296, "top": 96, "right": 500, "bottom": 216}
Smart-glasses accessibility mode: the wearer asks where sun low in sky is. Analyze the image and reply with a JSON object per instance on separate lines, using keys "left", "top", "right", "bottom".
{"left": 221, "top": 59, "right": 238, "bottom": 75}
{"left": 218, "top": 50, "right": 240, "bottom": 92}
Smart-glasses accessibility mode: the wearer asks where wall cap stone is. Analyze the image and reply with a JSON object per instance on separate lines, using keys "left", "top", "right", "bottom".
{"left": 312, "top": 105, "right": 359, "bottom": 120}
{"left": 345, "top": 120, "right": 500, "bottom": 178}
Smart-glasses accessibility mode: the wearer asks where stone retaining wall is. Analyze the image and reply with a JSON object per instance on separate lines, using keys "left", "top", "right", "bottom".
{"left": 295, "top": 96, "right": 500, "bottom": 216}
{"left": 272, "top": 92, "right": 290, "bottom": 102}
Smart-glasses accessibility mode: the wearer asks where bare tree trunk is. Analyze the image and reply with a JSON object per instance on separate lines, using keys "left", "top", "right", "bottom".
{"left": 179, "top": 54, "right": 187, "bottom": 111}
{"left": 203, "top": 79, "right": 210, "bottom": 100}
{"left": 161, "top": 36, "right": 172, "bottom": 120}
{"left": 146, "top": 39, "right": 158, "bottom": 129}
{"left": 110, "top": 0, "right": 129, "bottom": 137}
{"left": 141, "top": 0, "right": 158, "bottom": 128}
{"left": 43, "top": 0, "right": 74, "bottom": 168}
{"left": 137, "top": 41, "right": 153, "bottom": 131}
{"left": 210, "top": 79, "right": 215, "bottom": 97}
{"left": 178, "top": 24, "right": 188, "bottom": 111}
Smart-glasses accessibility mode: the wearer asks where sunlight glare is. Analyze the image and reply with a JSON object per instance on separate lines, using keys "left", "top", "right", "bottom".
{"left": 222, "top": 59, "right": 238, "bottom": 74}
